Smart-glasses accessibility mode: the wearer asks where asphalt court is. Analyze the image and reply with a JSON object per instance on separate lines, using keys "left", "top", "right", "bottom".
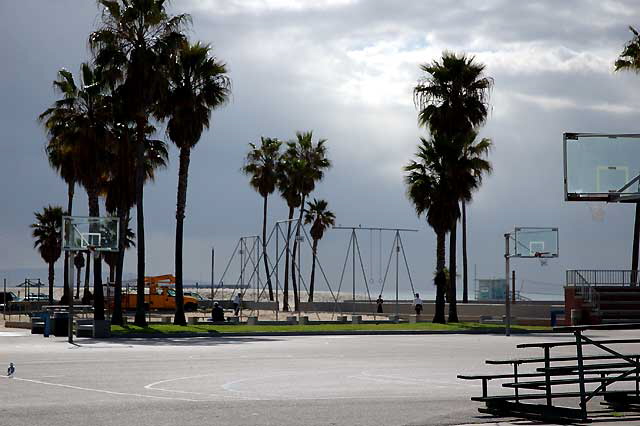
{"left": 2, "top": 329, "right": 640, "bottom": 425}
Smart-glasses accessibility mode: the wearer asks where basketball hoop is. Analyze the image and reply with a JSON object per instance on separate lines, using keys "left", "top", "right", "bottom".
{"left": 534, "top": 252, "right": 549, "bottom": 267}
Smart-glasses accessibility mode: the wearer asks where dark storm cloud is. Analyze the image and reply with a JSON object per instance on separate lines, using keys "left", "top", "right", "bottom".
{"left": 1, "top": 0, "right": 639, "bottom": 298}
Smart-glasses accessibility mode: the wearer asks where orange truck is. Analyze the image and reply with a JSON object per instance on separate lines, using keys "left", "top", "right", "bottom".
{"left": 116, "top": 275, "right": 199, "bottom": 311}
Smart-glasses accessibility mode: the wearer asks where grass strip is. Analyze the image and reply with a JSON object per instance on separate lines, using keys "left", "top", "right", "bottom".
{"left": 112, "top": 322, "right": 550, "bottom": 335}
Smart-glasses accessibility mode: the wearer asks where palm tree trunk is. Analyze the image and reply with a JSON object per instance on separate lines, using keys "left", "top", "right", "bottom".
{"left": 308, "top": 238, "right": 318, "bottom": 302}
{"left": 632, "top": 203, "right": 640, "bottom": 286}
{"left": 174, "top": 147, "right": 191, "bottom": 326}
{"left": 111, "top": 210, "right": 127, "bottom": 326}
{"left": 462, "top": 201, "right": 469, "bottom": 302}
{"left": 83, "top": 251, "right": 91, "bottom": 300}
{"left": 448, "top": 224, "right": 459, "bottom": 322}
{"left": 63, "top": 181, "right": 74, "bottom": 301}
{"left": 262, "top": 195, "right": 274, "bottom": 301}
{"left": 433, "top": 229, "right": 446, "bottom": 324}
{"left": 134, "top": 118, "right": 147, "bottom": 327}
{"left": 75, "top": 259, "right": 81, "bottom": 299}
{"left": 88, "top": 184, "right": 104, "bottom": 321}
{"left": 48, "top": 261, "right": 55, "bottom": 303}
{"left": 283, "top": 206, "right": 294, "bottom": 311}
{"left": 291, "top": 197, "right": 305, "bottom": 312}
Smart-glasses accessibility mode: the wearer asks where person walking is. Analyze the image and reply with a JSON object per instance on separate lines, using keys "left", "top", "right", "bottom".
{"left": 7, "top": 362, "right": 15, "bottom": 377}
{"left": 413, "top": 293, "right": 423, "bottom": 316}
{"left": 233, "top": 293, "right": 242, "bottom": 316}
{"left": 376, "top": 295, "right": 384, "bottom": 313}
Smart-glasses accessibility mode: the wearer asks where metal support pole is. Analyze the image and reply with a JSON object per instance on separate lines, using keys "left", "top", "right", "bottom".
{"left": 352, "top": 230, "right": 356, "bottom": 317}
{"left": 395, "top": 233, "right": 399, "bottom": 317}
{"left": 3, "top": 278, "right": 6, "bottom": 320}
{"left": 512, "top": 270, "right": 516, "bottom": 304}
{"left": 211, "top": 247, "right": 216, "bottom": 321}
{"left": 275, "top": 224, "right": 279, "bottom": 321}
{"left": 575, "top": 330, "right": 588, "bottom": 420}
{"left": 68, "top": 251, "right": 74, "bottom": 344}
{"left": 504, "top": 234, "right": 511, "bottom": 337}
{"left": 544, "top": 346, "right": 552, "bottom": 406}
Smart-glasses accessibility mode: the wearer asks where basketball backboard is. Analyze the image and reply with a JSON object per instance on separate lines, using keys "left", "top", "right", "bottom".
{"left": 511, "top": 227, "right": 558, "bottom": 258}
{"left": 564, "top": 133, "right": 640, "bottom": 202}
{"left": 62, "top": 216, "right": 119, "bottom": 252}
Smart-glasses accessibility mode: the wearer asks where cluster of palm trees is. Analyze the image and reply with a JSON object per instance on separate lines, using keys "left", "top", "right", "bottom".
{"left": 243, "top": 132, "right": 335, "bottom": 311}
{"left": 404, "top": 52, "right": 493, "bottom": 323}
{"left": 36, "top": 0, "right": 230, "bottom": 326}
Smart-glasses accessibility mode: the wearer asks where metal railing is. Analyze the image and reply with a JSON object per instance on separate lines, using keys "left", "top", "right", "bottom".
{"left": 566, "top": 270, "right": 640, "bottom": 287}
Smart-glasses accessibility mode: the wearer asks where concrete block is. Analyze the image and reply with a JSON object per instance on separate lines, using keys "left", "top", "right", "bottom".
{"left": 92, "top": 320, "right": 111, "bottom": 338}
{"left": 351, "top": 315, "right": 362, "bottom": 324}
{"left": 336, "top": 316, "right": 347, "bottom": 323}
{"left": 187, "top": 317, "right": 199, "bottom": 325}
{"left": 161, "top": 316, "right": 172, "bottom": 324}
{"left": 409, "top": 316, "right": 419, "bottom": 323}
{"left": 388, "top": 315, "right": 400, "bottom": 323}
{"left": 299, "top": 316, "right": 309, "bottom": 325}
{"left": 247, "top": 316, "right": 258, "bottom": 325}
{"left": 228, "top": 316, "right": 239, "bottom": 324}
{"left": 286, "top": 316, "right": 298, "bottom": 325}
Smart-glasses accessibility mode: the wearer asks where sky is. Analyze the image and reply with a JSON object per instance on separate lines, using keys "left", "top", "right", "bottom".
{"left": 1, "top": 0, "right": 640, "bottom": 300}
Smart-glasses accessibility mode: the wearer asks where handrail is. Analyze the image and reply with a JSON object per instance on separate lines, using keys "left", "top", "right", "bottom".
{"left": 566, "top": 270, "right": 640, "bottom": 287}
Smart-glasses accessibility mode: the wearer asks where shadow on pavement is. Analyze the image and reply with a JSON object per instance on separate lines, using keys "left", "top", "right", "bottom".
{"left": 76, "top": 335, "right": 282, "bottom": 347}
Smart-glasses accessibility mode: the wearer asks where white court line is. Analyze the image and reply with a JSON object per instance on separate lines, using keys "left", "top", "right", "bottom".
{"left": 0, "top": 375, "right": 198, "bottom": 402}
{"left": 144, "top": 374, "right": 252, "bottom": 400}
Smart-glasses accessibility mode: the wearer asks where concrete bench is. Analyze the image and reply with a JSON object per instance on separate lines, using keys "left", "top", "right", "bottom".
{"left": 74, "top": 319, "right": 111, "bottom": 338}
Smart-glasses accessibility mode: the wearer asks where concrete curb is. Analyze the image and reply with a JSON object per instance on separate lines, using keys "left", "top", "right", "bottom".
{"left": 108, "top": 328, "right": 556, "bottom": 339}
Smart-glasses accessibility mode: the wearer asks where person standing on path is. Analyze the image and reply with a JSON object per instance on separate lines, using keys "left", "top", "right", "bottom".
{"left": 233, "top": 293, "right": 241, "bottom": 316}
{"left": 376, "top": 295, "right": 384, "bottom": 313}
{"left": 413, "top": 293, "right": 423, "bottom": 316}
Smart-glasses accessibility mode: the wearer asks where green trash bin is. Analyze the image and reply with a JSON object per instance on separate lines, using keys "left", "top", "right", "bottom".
{"left": 52, "top": 312, "right": 69, "bottom": 337}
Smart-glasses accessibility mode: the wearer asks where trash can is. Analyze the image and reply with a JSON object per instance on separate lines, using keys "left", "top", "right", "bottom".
{"left": 52, "top": 311, "right": 69, "bottom": 337}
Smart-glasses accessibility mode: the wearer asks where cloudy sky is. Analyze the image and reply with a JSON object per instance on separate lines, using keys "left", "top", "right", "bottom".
{"left": 1, "top": 0, "right": 640, "bottom": 300}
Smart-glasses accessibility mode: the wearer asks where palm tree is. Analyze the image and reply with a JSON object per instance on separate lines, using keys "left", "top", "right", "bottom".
{"left": 441, "top": 130, "right": 492, "bottom": 322}
{"left": 414, "top": 52, "right": 493, "bottom": 304}
{"left": 154, "top": 41, "right": 230, "bottom": 326}
{"left": 90, "top": 0, "right": 190, "bottom": 326}
{"left": 73, "top": 252, "right": 85, "bottom": 299}
{"left": 404, "top": 137, "right": 458, "bottom": 323}
{"left": 243, "top": 137, "right": 282, "bottom": 302}
{"left": 288, "top": 132, "right": 330, "bottom": 311}
{"left": 615, "top": 26, "right": 640, "bottom": 285}
{"left": 39, "top": 64, "right": 113, "bottom": 320}
{"left": 31, "top": 206, "right": 64, "bottom": 303}
{"left": 277, "top": 153, "right": 304, "bottom": 311}
{"left": 41, "top": 117, "right": 77, "bottom": 301}
{"left": 104, "top": 119, "right": 169, "bottom": 326}
{"left": 304, "top": 199, "right": 335, "bottom": 302}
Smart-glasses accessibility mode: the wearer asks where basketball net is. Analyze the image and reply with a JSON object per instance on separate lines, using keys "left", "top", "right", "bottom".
{"left": 534, "top": 252, "right": 549, "bottom": 267}
{"left": 588, "top": 203, "right": 606, "bottom": 222}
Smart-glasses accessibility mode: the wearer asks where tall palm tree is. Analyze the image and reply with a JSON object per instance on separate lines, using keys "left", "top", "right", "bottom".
{"left": 243, "top": 137, "right": 282, "bottom": 302}
{"left": 414, "top": 52, "right": 493, "bottom": 304}
{"left": 31, "top": 206, "right": 64, "bottom": 303}
{"left": 41, "top": 120, "right": 77, "bottom": 301}
{"left": 304, "top": 199, "right": 335, "bottom": 302}
{"left": 154, "top": 41, "right": 230, "bottom": 326}
{"left": 277, "top": 153, "right": 304, "bottom": 311}
{"left": 288, "top": 132, "right": 330, "bottom": 311}
{"left": 404, "top": 137, "right": 458, "bottom": 323}
{"left": 441, "top": 130, "right": 492, "bottom": 322}
{"left": 104, "top": 119, "right": 169, "bottom": 326}
{"left": 615, "top": 25, "right": 640, "bottom": 285}
{"left": 90, "top": 0, "right": 190, "bottom": 326}
{"left": 39, "top": 64, "right": 113, "bottom": 320}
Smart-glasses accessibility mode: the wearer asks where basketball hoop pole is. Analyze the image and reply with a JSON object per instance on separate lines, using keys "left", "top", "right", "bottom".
{"left": 68, "top": 250, "right": 74, "bottom": 344}
{"left": 504, "top": 234, "right": 511, "bottom": 337}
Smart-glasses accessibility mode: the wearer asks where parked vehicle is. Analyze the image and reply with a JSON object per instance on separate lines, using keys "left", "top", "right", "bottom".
{"left": 109, "top": 275, "right": 199, "bottom": 312}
